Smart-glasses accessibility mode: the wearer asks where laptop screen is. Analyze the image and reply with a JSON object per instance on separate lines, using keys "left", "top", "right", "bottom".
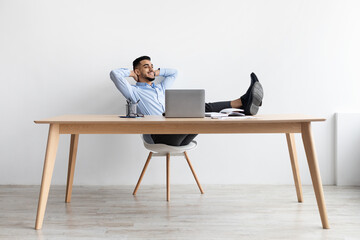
{"left": 165, "top": 89, "right": 205, "bottom": 118}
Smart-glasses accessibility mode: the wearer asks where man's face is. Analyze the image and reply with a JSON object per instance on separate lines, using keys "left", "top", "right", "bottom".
{"left": 135, "top": 59, "right": 155, "bottom": 82}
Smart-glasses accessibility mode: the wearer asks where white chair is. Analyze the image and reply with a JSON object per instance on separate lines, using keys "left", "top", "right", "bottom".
{"left": 133, "top": 135, "right": 204, "bottom": 201}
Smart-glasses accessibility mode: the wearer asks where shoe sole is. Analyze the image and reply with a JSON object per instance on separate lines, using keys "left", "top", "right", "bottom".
{"left": 249, "top": 82, "right": 263, "bottom": 115}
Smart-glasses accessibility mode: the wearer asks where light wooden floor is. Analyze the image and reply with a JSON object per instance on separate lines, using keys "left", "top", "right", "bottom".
{"left": 0, "top": 185, "right": 359, "bottom": 240}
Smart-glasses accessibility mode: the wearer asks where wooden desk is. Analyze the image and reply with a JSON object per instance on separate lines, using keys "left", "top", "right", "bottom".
{"left": 34, "top": 114, "right": 329, "bottom": 229}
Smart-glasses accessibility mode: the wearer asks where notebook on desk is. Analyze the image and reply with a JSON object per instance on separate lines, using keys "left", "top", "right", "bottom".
{"left": 164, "top": 89, "right": 205, "bottom": 118}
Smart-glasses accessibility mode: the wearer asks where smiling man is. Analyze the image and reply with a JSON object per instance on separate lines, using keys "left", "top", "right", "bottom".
{"left": 110, "top": 56, "right": 263, "bottom": 146}
{"left": 110, "top": 56, "right": 176, "bottom": 115}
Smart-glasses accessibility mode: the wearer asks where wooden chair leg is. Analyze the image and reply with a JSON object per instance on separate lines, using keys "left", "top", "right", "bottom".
{"left": 133, "top": 152, "right": 153, "bottom": 195}
{"left": 65, "top": 134, "right": 79, "bottom": 203}
{"left": 166, "top": 153, "right": 170, "bottom": 201}
{"left": 286, "top": 133, "right": 303, "bottom": 202}
{"left": 184, "top": 151, "right": 204, "bottom": 194}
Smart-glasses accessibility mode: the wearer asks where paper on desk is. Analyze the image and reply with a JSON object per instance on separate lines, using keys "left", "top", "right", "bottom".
{"left": 205, "top": 112, "right": 228, "bottom": 117}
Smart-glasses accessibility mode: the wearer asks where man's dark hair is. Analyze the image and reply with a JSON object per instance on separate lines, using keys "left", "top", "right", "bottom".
{"left": 133, "top": 56, "right": 151, "bottom": 70}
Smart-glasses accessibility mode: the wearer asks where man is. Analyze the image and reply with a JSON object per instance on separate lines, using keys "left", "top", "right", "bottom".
{"left": 110, "top": 56, "right": 263, "bottom": 146}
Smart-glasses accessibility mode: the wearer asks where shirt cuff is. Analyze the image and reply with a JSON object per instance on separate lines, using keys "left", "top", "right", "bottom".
{"left": 159, "top": 68, "right": 166, "bottom": 76}
{"left": 120, "top": 68, "right": 131, "bottom": 77}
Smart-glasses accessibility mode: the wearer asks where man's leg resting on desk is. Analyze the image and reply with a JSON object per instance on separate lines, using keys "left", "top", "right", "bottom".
{"left": 206, "top": 72, "right": 263, "bottom": 115}
{"left": 151, "top": 73, "right": 264, "bottom": 146}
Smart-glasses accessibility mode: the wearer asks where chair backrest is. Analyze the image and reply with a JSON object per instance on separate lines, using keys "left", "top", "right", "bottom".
{"left": 141, "top": 134, "right": 197, "bottom": 154}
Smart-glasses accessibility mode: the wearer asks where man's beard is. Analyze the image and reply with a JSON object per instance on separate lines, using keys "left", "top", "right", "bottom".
{"left": 145, "top": 76, "right": 155, "bottom": 81}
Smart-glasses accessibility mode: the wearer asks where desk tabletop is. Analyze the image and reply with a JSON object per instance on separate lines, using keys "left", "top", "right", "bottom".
{"left": 35, "top": 114, "right": 326, "bottom": 124}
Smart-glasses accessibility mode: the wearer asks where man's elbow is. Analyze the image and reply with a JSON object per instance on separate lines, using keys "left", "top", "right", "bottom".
{"left": 166, "top": 68, "right": 178, "bottom": 77}
{"left": 109, "top": 70, "right": 117, "bottom": 82}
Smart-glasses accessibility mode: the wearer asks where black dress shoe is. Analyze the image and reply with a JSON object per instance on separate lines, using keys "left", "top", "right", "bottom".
{"left": 250, "top": 72, "right": 262, "bottom": 106}
{"left": 250, "top": 72, "right": 258, "bottom": 84}
{"left": 244, "top": 81, "right": 263, "bottom": 115}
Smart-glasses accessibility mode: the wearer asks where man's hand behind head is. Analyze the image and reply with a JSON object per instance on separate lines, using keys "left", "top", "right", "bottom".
{"left": 130, "top": 70, "right": 139, "bottom": 82}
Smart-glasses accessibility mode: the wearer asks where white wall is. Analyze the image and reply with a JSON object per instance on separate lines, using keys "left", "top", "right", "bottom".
{"left": 1, "top": 0, "right": 359, "bottom": 186}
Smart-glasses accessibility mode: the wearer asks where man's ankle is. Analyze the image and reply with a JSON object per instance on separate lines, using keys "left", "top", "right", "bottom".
{"left": 230, "top": 99, "right": 242, "bottom": 108}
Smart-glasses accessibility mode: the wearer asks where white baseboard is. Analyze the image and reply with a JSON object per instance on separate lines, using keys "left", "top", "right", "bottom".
{"left": 335, "top": 113, "right": 360, "bottom": 186}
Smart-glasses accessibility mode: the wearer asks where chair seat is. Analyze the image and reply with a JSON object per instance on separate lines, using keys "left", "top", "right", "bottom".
{"left": 143, "top": 138, "right": 197, "bottom": 154}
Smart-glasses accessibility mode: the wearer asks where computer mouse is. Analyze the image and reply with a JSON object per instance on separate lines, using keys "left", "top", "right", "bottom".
{"left": 228, "top": 112, "right": 244, "bottom": 116}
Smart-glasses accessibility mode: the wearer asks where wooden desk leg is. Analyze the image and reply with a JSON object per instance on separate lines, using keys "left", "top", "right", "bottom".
{"left": 301, "top": 123, "right": 330, "bottom": 229}
{"left": 35, "top": 124, "right": 60, "bottom": 230}
{"left": 166, "top": 153, "right": 170, "bottom": 202}
{"left": 65, "top": 134, "right": 79, "bottom": 203}
{"left": 286, "top": 133, "right": 303, "bottom": 202}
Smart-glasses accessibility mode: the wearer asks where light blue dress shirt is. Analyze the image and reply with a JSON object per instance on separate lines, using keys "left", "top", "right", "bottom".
{"left": 110, "top": 68, "right": 178, "bottom": 115}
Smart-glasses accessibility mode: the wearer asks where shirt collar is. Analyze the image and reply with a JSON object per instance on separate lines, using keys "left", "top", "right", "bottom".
{"left": 136, "top": 82, "right": 155, "bottom": 88}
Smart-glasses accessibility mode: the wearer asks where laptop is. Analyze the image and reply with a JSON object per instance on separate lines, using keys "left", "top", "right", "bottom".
{"left": 165, "top": 89, "right": 205, "bottom": 118}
